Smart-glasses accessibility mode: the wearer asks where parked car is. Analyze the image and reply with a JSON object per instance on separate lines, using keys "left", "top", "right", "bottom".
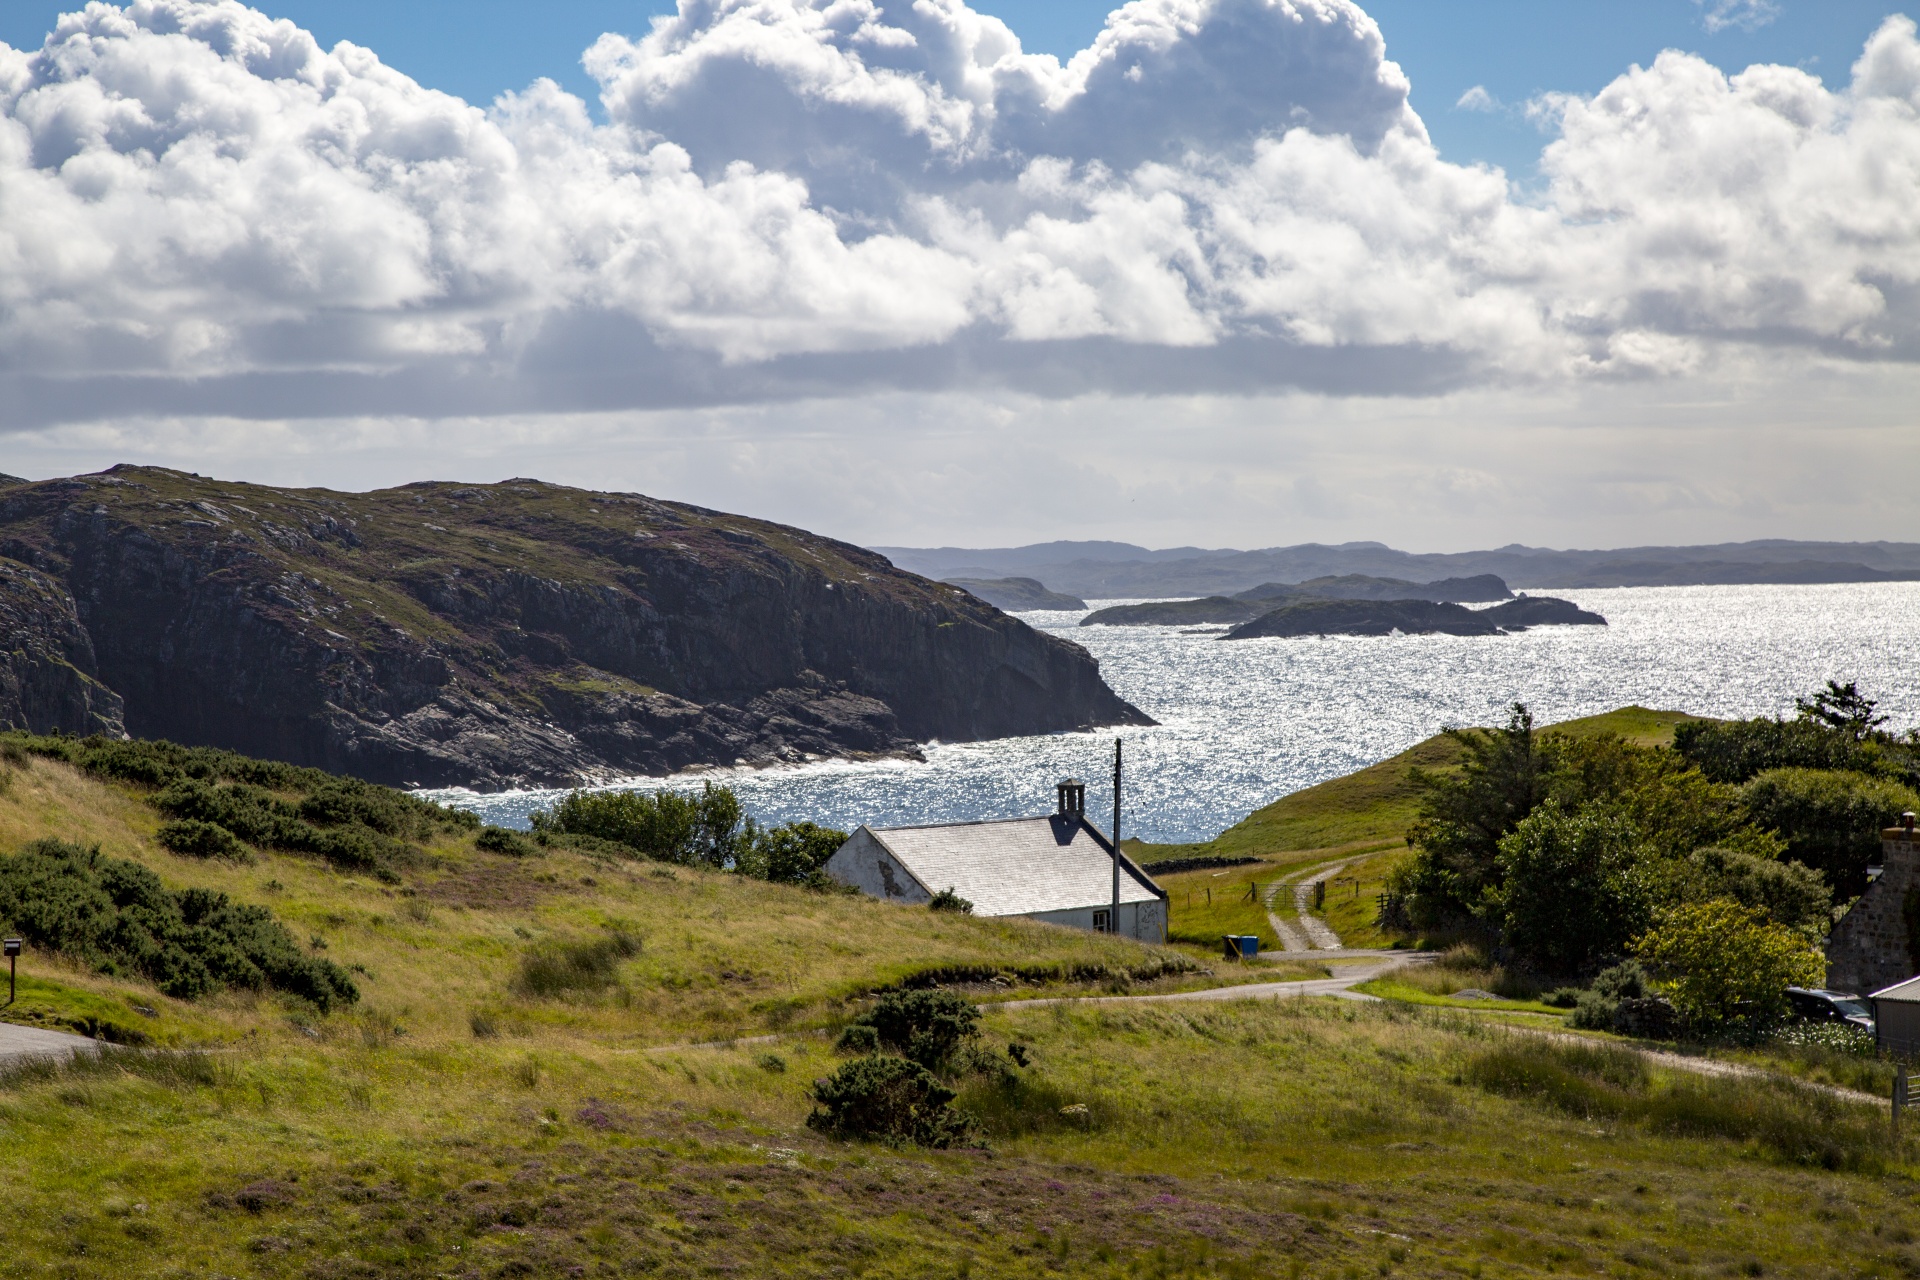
{"left": 1786, "top": 986, "right": 1876, "bottom": 1032}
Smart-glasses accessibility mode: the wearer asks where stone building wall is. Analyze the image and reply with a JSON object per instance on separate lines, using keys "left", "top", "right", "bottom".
{"left": 1826, "top": 830, "right": 1918, "bottom": 995}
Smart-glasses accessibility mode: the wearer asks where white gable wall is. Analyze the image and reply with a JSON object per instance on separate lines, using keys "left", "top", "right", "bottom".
{"left": 826, "top": 828, "right": 931, "bottom": 906}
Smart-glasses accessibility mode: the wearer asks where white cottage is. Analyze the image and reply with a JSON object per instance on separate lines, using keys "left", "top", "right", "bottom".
{"left": 825, "top": 781, "right": 1168, "bottom": 943}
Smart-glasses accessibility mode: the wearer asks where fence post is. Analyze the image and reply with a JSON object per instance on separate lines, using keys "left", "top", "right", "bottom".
{"left": 1895, "top": 1072, "right": 1908, "bottom": 1131}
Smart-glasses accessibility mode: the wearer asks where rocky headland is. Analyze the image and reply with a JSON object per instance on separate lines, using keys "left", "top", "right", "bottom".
{"left": 943, "top": 577, "right": 1088, "bottom": 610}
{"left": 0, "top": 469, "right": 1149, "bottom": 789}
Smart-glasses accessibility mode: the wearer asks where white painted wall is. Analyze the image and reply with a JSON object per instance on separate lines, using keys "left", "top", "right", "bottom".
{"left": 825, "top": 828, "right": 930, "bottom": 905}
{"left": 1025, "top": 899, "right": 1166, "bottom": 944}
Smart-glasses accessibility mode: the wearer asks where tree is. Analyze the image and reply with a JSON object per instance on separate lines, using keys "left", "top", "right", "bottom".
{"left": 1402, "top": 703, "right": 1559, "bottom": 926}
{"left": 1659, "top": 846, "right": 1830, "bottom": 934}
{"left": 533, "top": 782, "right": 753, "bottom": 868}
{"left": 1796, "top": 680, "right": 1889, "bottom": 741}
{"left": 1495, "top": 801, "right": 1654, "bottom": 975}
{"left": 1739, "top": 768, "right": 1920, "bottom": 899}
{"left": 1632, "top": 900, "right": 1825, "bottom": 1035}
{"left": 738, "top": 821, "right": 847, "bottom": 884}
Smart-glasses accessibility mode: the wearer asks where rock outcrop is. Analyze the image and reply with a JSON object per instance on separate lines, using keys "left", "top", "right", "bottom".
{"left": 0, "top": 469, "right": 1148, "bottom": 789}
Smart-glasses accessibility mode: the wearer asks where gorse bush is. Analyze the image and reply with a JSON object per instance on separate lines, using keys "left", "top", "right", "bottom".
{"left": 3, "top": 731, "right": 478, "bottom": 880}
{"left": 531, "top": 783, "right": 845, "bottom": 884}
{"left": 0, "top": 838, "right": 358, "bottom": 1009}
{"left": 475, "top": 826, "right": 536, "bottom": 857}
{"left": 807, "top": 1054, "right": 971, "bottom": 1147}
{"left": 513, "top": 931, "right": 641, "bottom": 998}
{"left": 156, "top": 818, "right": 249, "bottom": 861}
{"left": 840, "top": 989, "right": 982, "bottom": 1072}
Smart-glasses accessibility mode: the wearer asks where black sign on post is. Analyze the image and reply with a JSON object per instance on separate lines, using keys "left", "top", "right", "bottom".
{"left": 3, "top": 938, "right": 18, "bottom": 1006}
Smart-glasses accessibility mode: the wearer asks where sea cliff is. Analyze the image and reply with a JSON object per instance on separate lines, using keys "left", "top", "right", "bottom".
{"left": 0, "top": 469, "right": 1148, "bottom": 788}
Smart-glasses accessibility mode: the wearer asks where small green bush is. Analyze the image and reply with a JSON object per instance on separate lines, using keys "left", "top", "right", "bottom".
{"left": 513, "top": 931, "right": 641, "bottom": 998}
{"left": 475, "top": 826, "right": 536, "bottom": 857}
{"left": 927, "top": 887, "right": 974, "bottom": 914}
{"left": 1569, "top": 991, "right": 1618, "bottom": 1030}
{"left": 156, "top": 819, "right": 250, "bottom": 862}
{"left": 806, "top": 1055, "right": 970, "bottom": 1147}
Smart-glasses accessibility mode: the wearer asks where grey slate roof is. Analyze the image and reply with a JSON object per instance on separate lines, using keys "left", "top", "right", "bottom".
{"left": 864, "top": 815, "right": 1164, "bottom": 918}
{"left": 1872, "top": 975, "right": 1920, "bottom": 1003}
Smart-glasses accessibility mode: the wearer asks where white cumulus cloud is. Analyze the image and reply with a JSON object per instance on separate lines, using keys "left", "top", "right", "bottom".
{"left": 0, "top": 0, "right": 1919, "bottom": 428}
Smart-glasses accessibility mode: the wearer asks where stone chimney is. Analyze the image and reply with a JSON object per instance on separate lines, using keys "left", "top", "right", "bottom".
{"left": 1825, "top": 813, "right": 1920, "bottom": 994}
{"left": 1056, "top": 778, "right": 1086, "bottom": 817}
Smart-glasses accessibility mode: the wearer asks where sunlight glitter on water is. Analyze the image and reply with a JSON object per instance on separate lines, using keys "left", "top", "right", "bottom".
{"left": 425, "top": 583, "right": 1920, "bottom": 844}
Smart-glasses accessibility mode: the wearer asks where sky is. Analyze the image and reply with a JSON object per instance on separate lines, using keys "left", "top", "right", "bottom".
{"left": 1, "top": 0, "right": 1917, "bottom": 552}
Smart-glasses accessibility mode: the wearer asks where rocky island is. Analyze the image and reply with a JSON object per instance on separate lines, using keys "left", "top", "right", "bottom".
{"left": 1222, "top": 596, "right": 1605, "bottom": 639}
{"left": 0, "top": 469, "right": 1148, "bottom": 789}
{"left": 1079, "top": 597, "right": 1268, "bottom": 626}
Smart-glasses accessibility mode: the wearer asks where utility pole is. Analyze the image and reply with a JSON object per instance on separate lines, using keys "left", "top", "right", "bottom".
{"left": 1110, "top": 738, "right": 1122, "bottom": 935}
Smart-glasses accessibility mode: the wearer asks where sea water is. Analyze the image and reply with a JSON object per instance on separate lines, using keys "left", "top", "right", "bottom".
{"left": 430, "top": 583, "right": 1920, "bottom": 844}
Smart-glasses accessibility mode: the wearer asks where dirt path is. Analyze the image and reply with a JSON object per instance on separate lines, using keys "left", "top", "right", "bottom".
{"left": 0, "top": 1020, "right": 97, "bottom": 1067}
{"left": 998, "top": 951, "right": 1424, "bottom": 1010}
{"left": 1265, "top": 856, "right": 1365, "bottom": 953}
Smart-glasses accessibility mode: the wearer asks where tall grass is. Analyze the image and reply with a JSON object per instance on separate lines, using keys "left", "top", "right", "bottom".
{"left": 512, "top": 931, "right": 641, "bottom": 997}
{"left": 1465, "top": 1035, "right": 1898, "bottom": 1171}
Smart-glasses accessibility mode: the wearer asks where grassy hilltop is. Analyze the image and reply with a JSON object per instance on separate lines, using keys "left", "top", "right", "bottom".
{"left": 4, "top": 719, "right": 1920, "bottom": 1278}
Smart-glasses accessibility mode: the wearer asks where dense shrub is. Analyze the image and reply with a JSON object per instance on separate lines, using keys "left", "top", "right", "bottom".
{"left": 533, "top": 784, "right": 748, "bottom": 866}
{"left": 735, "top": 820, "right": 846, "bottom": 884}
{"left": 1662, "top": 845, "right": 1830, "bottom": 932}
{"left": 1634, "top": 900, "right": 1825, "bottom": 1036}
{"left": 927, "top": 887, "right": 974, "bottom": 914}
{"left": 806, "top": 1055, "right": 970, "bottom": 1147}
{"left": 513, "top": 931, "right": 641, "bottom": 998}
{"left": 1674, "top": 716, "right": 1911, "bottom": 786}
{"left": 475, "top": 826, "right": 536, "bottom": 857}
{"left": 531, "top": 784, "right": 847, "bottom": 887}
{"left": 0, "top": 838, "right": 357, "bottom": 1009}
{"left": 842, "top": 989, "right": 982, "bottom": 1072}
{"left": 1740, "top": 768, "right": 1920, "bottom": 898}
{"left": 156, "top": 819, "right": 250, "bottom": 861}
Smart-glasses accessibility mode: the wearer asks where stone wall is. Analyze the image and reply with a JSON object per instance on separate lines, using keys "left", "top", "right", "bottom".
{"left": 1826, "top": 829, "right": 1918, "bottom": 995}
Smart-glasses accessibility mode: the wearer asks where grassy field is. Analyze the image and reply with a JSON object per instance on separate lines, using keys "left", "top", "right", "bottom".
{"left": 11, "top": 706, "right": 1914, "bottom": 1280}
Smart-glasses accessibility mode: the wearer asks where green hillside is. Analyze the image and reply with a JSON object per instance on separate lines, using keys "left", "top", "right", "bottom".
{"left": 5, "top": 715, "right": 1916, "bottom": 1279}
{"left": 1141, "top": 706, "right": 1709, "bottom": 868}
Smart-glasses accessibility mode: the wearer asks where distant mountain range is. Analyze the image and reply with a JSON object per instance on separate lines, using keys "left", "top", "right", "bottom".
{"left": 874, "top": 539, "right": 1920, "bottom": 597}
